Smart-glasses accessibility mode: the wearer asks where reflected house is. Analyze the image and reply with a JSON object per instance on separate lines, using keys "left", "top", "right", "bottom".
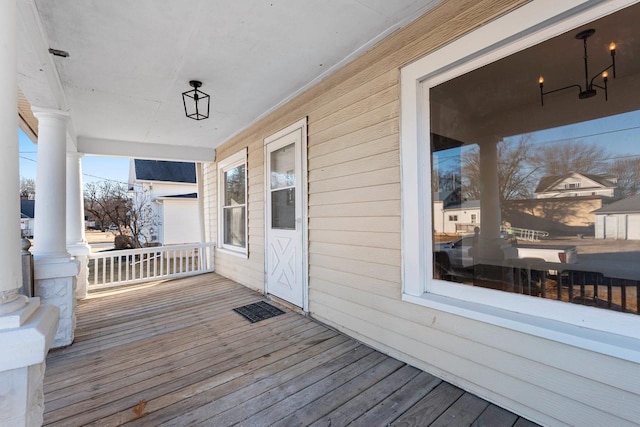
{"left": 433, "top": 192, "right": 480, "bottom": 235}
{"left": 534, "top": 172, "right": 619, "bottom": 199}
{"left": 502, "top": 173, "right": 620, "bottom": 236}
{"left": 594, "top": 193, "right": 640, "bottom": 239}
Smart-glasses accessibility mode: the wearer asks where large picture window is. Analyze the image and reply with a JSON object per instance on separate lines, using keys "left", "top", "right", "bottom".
{"left": 401, "top": 0, "right": 640, "bottom": 359}
{"left": 218, "top": 149, "right": 247, "bottom": 255}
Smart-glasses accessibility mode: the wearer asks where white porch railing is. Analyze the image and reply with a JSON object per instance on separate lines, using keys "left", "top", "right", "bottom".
{"left": 87, "top": 242, "right": 215, "bottom": 291}
{"left": 500, "top": 225, "right": 549, "bottom": 241}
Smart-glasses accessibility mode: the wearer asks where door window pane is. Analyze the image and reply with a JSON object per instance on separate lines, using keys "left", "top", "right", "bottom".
{"left": 272, "top": 188, "right": 295, "bottom": 229}
{"left": 271, "top": 143, "right": 295, "bottom": 189}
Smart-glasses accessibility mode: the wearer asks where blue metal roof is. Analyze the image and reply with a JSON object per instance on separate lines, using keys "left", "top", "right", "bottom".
{"left": 134, "top": 160, "right": 196, "bottom": 183}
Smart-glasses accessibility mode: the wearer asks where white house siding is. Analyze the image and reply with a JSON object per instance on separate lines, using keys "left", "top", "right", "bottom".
{"left": 596, "top": 213, "right": 640, "bottom": 240}
{"left": 204, "top": 1, "right": 640, "bottom": 425}
{"left": 595, "top": 215, "right": 605, "bottom": 239}
{"left": 161, "top": 199, "right": 199, "bottom": 245}
{"left": 440, "top": 207, "right": 480, "bottom": 234}
{"left": 628, "top": 215, "right": 640, "bottom": 240}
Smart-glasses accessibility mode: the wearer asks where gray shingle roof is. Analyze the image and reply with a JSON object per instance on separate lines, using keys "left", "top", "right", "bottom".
{"left": 593, "top": 194, "right": 640, "bottom": 214}
{"left": 134, "top": 160, "right": 196, "bottom": 183}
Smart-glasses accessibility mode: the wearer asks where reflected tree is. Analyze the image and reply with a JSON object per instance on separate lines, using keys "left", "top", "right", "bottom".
{"left": 462, "top": 135, "right": 540, "bottom": 201}
{"left": 607, "top": 157, "right": 640, "bottom": 197}
{"left": 529, "top": 140, "right": 608, "bottom": 176}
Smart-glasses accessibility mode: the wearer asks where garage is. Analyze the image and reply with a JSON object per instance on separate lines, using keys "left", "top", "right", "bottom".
{"left": 594, "top": 194, "right": 640, "bottom": 240}
{"left": 627, "top": 214, "right": 640, "bottom": 240}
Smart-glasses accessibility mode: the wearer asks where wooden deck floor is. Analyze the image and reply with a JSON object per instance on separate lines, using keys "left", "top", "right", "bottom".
{"left": 44, "top": 273, "right": 538, "bottom": 426}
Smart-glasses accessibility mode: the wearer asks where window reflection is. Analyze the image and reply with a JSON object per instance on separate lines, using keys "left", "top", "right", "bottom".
{"left": 430, "top": 4, "right": 640, "bottom": 315}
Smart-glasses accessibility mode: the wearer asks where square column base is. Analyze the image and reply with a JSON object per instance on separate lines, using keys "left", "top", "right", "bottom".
{"left": 0, "top": 298, "right": 59, "bottom": 427}
{"left": 35, "top": 259, "right": 79, "bottom": 348}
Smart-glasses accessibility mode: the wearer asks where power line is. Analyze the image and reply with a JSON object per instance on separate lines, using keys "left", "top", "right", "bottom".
{"left": 82, "top": 173, "right": 129, "bottom": 185}
{"left": 20, "top": 155, "right": 129, "bottom": 185}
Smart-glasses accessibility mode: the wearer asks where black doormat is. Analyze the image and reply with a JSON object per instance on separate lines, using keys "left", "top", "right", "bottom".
{"left": 233, "top": 301, "right": 285, "bottom": 323}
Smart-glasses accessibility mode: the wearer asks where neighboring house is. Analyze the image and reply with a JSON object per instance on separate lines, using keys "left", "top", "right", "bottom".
{"left": 593, "top": 194, "right": 640, "bottom": 240}
{"left": 503, "top": 196, "right": 607, "bottom": 236}
{"left": 432, "top": 190, "right": 461, "bottom": 234}
{"left": 20, "top": 199, "right": 34, "bottom": 238}
{"left": 433, "top": 196, "right": 480, "bottom": 235}
{"left": 534, "top": 172, "right": 619, "bottom": 199}
{"left": 129, "top": 159, "right": 200, "bottom": 245}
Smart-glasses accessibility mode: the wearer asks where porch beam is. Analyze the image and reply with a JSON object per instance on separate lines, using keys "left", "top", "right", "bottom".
{"left": 78, "top": 137, "right": 216, "bottom": 162}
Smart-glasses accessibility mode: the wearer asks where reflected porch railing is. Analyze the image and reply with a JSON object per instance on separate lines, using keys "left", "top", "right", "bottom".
{"left": 87, "top": 242, "right": 215, "bottom": 291}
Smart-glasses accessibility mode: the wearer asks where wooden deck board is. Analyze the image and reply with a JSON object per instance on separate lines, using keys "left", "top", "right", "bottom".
{"left": 43, "top": 272, "right": 537, "bottom": 426}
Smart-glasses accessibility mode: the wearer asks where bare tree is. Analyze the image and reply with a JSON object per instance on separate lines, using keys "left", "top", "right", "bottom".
{"left": 20, "top": 177, "right": 36, "bottom": 199}
{"left": 84, "top": 181, "right": 129, "bottom": 233}
{"left": 529, "top": 140, "right": 608, "bottom": 176}
{"left": 126, "top": 185, "right": 158, "bottom": 248}
{"left": 461, "top": 135, "right": 540, "bottom": 201}
{"left": 84, "top": 181, "right": 158, "bottom": 247}
{"left": 607, "top": 157, "right": 640, "bottom": 198}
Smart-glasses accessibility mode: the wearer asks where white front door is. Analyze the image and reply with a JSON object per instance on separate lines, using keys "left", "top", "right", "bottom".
{"left": 264, "top": 120, "right": 307, "bottom": 308}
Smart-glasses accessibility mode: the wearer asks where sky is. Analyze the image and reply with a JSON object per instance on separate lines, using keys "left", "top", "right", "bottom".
{"left": 19, "top": 128, "right": 131, "bottom": 186}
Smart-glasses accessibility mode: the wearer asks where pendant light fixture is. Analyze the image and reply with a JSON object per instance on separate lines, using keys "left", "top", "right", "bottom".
{"left": 539, "top": 28, "right": 616, "bottom": 106}
{"left": 182, "top": 80, "right": 210, "bottom": 120}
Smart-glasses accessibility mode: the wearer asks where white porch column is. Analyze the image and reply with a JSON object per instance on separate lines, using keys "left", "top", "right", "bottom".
{"left": 196, "top": 162, "right": 206, "bottom": 243}
{"left": 479, "top": 140, "right": 502, "bottom": 241}
{"left": 476, "top": 139, "right": 510, "bottom": 264}
{"left": 32, "top": 108, "right": 79, "bottom": 348}
{"left": 33, "top": 109, "right": 71, "bottom": 260}
{"left": 66, "top": 151, "right": 90, "bottom": 299}
{"left": 0, "top": 0, "right": 25, "bottom": 315}
{"left": 0, "top": 1, "right": 59, "bottom": 426}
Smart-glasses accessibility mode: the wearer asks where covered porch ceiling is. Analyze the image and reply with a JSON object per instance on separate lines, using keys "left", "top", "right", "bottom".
{"left": 17, "top": 0, "right": 443, "bottom": 162}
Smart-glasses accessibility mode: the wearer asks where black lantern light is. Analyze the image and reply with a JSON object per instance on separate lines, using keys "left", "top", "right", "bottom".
{"left": 182, "top": 80, "right": 210, "bottom": 120}
{"left": 539, "top": 28, "right": 617, "bottom": 106}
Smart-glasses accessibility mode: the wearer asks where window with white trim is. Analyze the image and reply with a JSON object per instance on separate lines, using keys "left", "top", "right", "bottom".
{"left": 400, "top": 0, "right": 640, "bottom": 360}
{"left": 218, "top": 149, "right": 247, "bottom": 255}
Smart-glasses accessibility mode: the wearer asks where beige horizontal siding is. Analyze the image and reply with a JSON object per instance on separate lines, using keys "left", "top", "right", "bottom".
{"left": 309, "top": 216, "right": 400, "bottom": 233}
{"left": 309, "top": 242, "right": 400, "bottom": 267}
{"left": 309, "top": 166, "right": 399, "bottom": 194}
{"left": 308, "top": 268, "right": 400, "bottom": 301}
{"left": 204, "top": 0, "right": 640, "bottom": 425}
{"left": 309, "top": 200, "right": 400, "bottom": 218}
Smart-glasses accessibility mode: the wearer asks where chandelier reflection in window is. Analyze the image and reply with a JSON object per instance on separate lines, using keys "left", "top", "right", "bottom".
{"left": 538, "top": 28, "right": 616, "bottom": 106}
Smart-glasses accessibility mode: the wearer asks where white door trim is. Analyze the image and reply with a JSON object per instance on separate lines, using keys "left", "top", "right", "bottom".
{"left": 264, "top": 117, "right": 308, "bottom": 311}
